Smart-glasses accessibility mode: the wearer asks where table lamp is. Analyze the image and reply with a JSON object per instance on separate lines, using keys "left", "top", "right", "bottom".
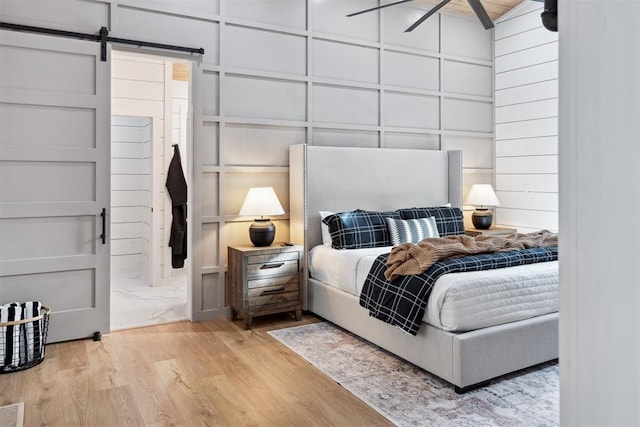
{"left": 239, "top": 187, "right": 285, "bottom": 246}
{"left": 465, "top": 184, "right": 500, "bottom": 230}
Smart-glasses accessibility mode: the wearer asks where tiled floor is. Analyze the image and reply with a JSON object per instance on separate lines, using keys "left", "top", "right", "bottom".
{"left": 110, "top": 269, "right": 187, "bottom": 331}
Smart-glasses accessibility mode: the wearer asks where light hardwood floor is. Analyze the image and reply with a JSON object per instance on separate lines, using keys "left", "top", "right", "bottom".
{"left": 0, "top": 313, "right": 392, "bottom": 426}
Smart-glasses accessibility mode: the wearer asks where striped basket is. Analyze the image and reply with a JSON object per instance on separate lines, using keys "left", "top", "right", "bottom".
{"left": 0, "top": 304, "right": 51, "bottom": 374}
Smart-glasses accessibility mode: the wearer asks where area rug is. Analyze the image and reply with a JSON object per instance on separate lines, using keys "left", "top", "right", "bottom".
{"left": 0, "top": 403, "right": 24, "bottom": 427}
{"left": 269, "top": 322, "right": 558, "bottom": 427}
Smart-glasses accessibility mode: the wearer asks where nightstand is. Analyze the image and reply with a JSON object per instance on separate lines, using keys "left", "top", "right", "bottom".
{"left": 227, "top": 244, "right": 303, "bottom": 329}
{"left": 465, "top": 226, "right": 517, "bottom": 236}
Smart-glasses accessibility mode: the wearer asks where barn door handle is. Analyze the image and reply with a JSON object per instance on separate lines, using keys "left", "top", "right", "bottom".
{"left": 99, "top": 208, "right": 106, "bottom": 244}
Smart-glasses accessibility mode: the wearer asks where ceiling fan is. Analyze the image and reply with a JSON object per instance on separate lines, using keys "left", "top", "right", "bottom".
{"left": 346, "top": 0, "right": 557, "bottom": 32}
{"left": 346, "top": 0, "right": 494, "bottom": 31}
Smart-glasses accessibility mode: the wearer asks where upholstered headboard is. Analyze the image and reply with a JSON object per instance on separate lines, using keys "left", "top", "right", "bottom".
{"left": 289, "top": 144, "right": 463, "bottom": 307}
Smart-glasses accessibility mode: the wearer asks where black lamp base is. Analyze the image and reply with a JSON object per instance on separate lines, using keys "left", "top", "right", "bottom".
{"left": 249, "top": 219, "right": 276, "bottom": 247}
{"left": 471, "top": 209, "right": 493, "bottom": 230}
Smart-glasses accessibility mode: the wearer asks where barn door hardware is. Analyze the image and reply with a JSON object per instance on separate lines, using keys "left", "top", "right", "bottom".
{"left": 100, "top": 208, "right": 107, "bottom": 245}
{"left": 0, "top": 22, "right": 204, "bottom": 61}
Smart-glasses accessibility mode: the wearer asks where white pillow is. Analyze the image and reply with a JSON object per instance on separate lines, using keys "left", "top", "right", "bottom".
{"left": 385, "top": 216, "right": 439, "bottom": 245}
{"left": 319, "top": 211, "right": 334, "bottom": 246}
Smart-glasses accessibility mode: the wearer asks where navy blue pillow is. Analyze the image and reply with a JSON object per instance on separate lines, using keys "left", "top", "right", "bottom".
{"left": 322, "top": 209, "right": 401, "bottom": 249}
{"left": 397, "top": 206, "right": 464, "bottom": 236}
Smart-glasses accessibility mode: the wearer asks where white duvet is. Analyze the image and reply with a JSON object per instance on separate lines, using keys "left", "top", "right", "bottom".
{"left": 308, "top": 245, "right": 559, "bottom": 332}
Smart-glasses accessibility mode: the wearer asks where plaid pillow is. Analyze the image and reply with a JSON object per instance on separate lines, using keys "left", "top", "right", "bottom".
{"left": 385, "top": 216, "right": 439, "bottom": 245}
{"left": 322, "top": 209, "right": 401, "bottom": 249}
{"left": 397, "top": 206, "right": 465, "bottom": 236}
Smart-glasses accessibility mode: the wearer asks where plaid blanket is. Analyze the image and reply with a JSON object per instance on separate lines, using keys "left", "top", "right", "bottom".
{"left": 359, "top": 247, "right": 558, "bottom": 335}
{"left": 385, "top": 230, "right": 558, "bottom": 281}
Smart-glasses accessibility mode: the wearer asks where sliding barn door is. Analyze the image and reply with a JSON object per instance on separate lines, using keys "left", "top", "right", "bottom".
{"left": 0, "top": 30, "right": 110, "bottom": 342}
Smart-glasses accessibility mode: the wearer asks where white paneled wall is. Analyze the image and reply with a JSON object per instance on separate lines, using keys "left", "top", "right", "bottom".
{"left": 1, "top": 0, "right": 494, "bottom": 322}
{"left": 494, "top": 1, "right": 558, "bottom": 232}
{"left": 111, "top": 116, "right": 151, "bottom": 276}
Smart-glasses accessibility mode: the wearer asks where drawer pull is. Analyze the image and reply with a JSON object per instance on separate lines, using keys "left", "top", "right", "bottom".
{"left": 260, "top": 262, "right": 284, "bottom": 270}
{"left": 261, "top": 287, "right": 286, "bottom": 295}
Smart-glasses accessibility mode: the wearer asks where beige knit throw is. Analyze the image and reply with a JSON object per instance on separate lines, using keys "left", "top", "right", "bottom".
{"left": 385, "top": 230, "right": 558, "bottom": 281}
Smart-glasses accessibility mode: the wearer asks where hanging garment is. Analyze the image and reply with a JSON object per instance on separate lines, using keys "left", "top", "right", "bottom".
{"left": 166, "top": 145, "right": 188, "bottom": 268}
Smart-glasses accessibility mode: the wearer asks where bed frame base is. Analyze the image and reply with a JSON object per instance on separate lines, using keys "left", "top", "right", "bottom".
{"left": 308, "top": 278, "right": 559, "bottom": 390}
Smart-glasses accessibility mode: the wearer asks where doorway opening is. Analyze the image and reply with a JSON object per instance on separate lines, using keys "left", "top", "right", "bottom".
{"left": 109, "top": 50, "right": 191, "bottom": 331}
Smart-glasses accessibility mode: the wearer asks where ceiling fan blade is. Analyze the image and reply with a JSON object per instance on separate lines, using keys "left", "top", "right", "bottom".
{"left": 346, "top": 0, "right": 414, "bottom": 18}
{"left": 466, "top": 0, "right": 494, "bottom": 29}
{"left": 405, "top": 0, "right": 452, "bottom": 32}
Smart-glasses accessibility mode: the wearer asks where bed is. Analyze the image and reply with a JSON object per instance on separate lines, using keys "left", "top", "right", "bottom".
{"left": 289, "top": 144, "right": 559, "bottom": 393}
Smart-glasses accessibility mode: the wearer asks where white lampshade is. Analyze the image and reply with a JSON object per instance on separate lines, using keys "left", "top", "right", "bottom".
{"left": 465, "top": 184, "right": 500, "bottom": 208}
{"left": 239, "top": 187, "right": 285, "bottom": 217}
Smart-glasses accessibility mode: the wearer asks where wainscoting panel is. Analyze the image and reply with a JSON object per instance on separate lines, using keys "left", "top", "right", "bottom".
{"left": 201, "top": 70, "right": 220, "bottom": 116}
{"left": 225, "top": 75, "right": 307, "bottom": 121}
{"left": 201, "top": 173, "right": 220, "bottom": 218}
{"left": 115, "top": 4, "right": 220, "bottom": 65}
{"left": 382, "top": 6, "right": 440, "bottom": 51}
{"left": 225, "top": 124, "right": 306, "bottom": 166}
{"left": 313, "top": 39, "right": 379, "bottom": 83}
{"left": 201, "top": 223, "right": 220, "bottom": 269}
{"left": 383, "top": 50, "right": 439, "bottom": 91}
{"left": 312, "top": 128, "right": 379, "bottom": 148}
{"left": 224, "top": 25, "right": 306, "bottom": 75}
{"left": 224, "top": 0, "right": 304, "bottom": 29}
{"left": 384, "top": 132, "right": 440, "bottom": 150}
{"left": 384, "top": 91, "right": 439, "bottom": 129}
{"left": 202, "top": 122, "right": 220, "bottom": 165}
{"left": 441, "top": 13, "right": 492, "bottom": 61}
{"left": 443, "top": 98, "right": 493, "bottom": 132}
{"left": 311, "top": 0, "right": 380, "bottom": 42}
{"left": 313, "top": 84, "right": 379, "bottom": 125}
{"left": 443, "top": 60, "right": 492, "bottom": 97}
{"left": 442, "top": 135, "right": 493, "bottom": 169}
{"left": 223, "top": 173, "right": 290, "bottom": 217}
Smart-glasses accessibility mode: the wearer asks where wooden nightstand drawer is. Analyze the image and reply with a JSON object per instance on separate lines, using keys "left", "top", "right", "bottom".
{"left": 246, "top": 259, "right": 299, "bottom": 280}
{"left": 248, "top": 273, "right": 298, "bottom": 290}
{"left": 248, "top": 279, "right": 299, "bottom": 307}
{"left": 247, "top": 251, "right": 299, "bottom": 265}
